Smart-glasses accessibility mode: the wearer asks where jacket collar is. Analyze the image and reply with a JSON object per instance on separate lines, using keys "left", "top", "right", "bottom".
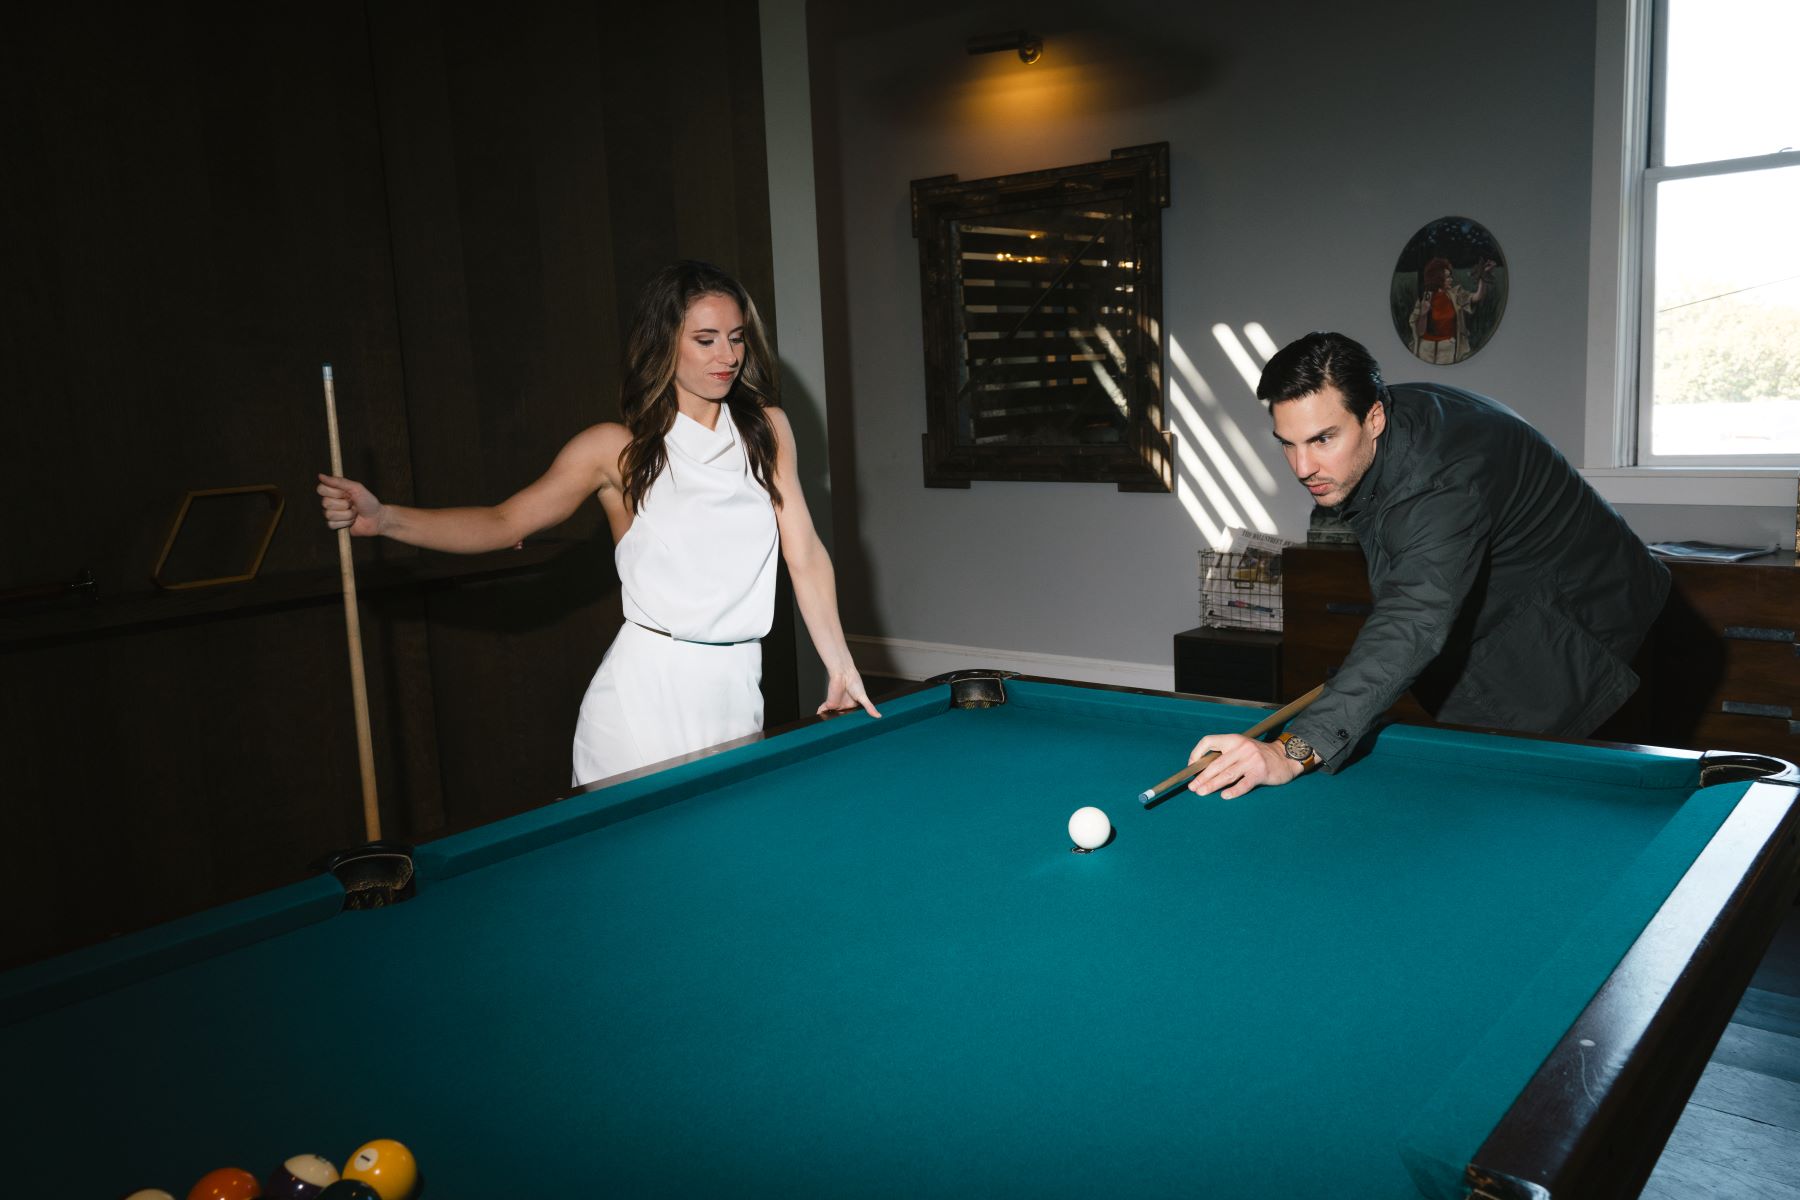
{"left": 1337, "top": 392, "right": 1408, "bottom": 527}
{"left": 1337, "top": 437, "right": 1387, "bottom": 526}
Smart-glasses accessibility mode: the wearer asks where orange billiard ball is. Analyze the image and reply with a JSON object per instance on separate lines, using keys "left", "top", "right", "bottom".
{"left": 188, "top": 1167, "right": 262, "bottom": 1200}
{"left": 341, "top": 1140, "right": 417, "bottom": 1200}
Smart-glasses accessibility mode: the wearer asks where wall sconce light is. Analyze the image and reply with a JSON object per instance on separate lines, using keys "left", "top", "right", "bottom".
{"left": 966, "top": 30, "right": 1043, "bottom": 65}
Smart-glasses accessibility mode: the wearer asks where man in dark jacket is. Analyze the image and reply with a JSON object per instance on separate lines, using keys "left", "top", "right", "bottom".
{"left": 1188, "top": 332, "right": 1669, "bottom": 798}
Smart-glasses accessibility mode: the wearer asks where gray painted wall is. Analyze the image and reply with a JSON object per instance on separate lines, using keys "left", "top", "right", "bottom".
{"left": 761, "top": 0, "right": 832, "bottom": 705}
{"left": 806, "top": 0, "right": 1788, "bottom": 670}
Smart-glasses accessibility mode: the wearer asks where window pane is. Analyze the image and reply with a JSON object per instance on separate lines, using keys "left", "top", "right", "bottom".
{"left": 1650, "top": 166, "right": 1800, "bottom": 458}
{"left": 1662, "top": 0, "right": 1800, "bottom": 167}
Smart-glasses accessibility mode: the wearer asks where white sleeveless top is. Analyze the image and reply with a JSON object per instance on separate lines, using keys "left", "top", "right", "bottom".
{"left": 616, "top": 410, "right": 778, "bottom": 643}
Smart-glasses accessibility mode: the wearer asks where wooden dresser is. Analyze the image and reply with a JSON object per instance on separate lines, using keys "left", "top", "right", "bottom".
{"left": 1280, "top": 545, "right": 1800, "bottom": 764}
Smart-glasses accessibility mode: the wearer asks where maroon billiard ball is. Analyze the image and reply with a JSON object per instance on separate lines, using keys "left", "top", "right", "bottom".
{"left": 264, "top": 1154, "right": 339, "bottom": 1199}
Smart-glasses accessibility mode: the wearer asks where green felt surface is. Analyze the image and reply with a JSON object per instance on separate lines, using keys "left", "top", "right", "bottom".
{"left": 0, "top": 682, "right": 1739, "bottom": 1198}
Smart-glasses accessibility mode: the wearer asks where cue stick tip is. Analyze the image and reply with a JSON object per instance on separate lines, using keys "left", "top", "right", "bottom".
{"left": 322, "top": 363, "right": 333, "bottom": 381}
{"left": 1137, "top": 787, "right": 1158, "bottom": 805}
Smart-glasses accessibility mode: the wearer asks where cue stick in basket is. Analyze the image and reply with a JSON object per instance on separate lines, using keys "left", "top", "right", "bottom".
{"left": 1137, "top": 683, "right": 1326, "bottom": 805}
{"left": 319, "top": 364, "right": 413, "bottom": 907}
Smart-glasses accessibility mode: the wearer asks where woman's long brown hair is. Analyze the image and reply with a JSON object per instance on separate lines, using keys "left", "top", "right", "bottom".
{"left": 617, "top": 261, "right": 781, "bottom": 514}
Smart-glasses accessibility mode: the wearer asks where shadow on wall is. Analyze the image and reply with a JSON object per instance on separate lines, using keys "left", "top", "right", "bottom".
{"left": 780, "top": 362, "right": 836, "bottom": 526}
{"left": 1165, "top": 325, "right": 1287, "bottom": 547}
{"left": 776, "top": 359, "right": 881, "bottom": 692}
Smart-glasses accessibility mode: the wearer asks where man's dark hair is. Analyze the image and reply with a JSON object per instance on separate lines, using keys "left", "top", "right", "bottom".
{"left": 1256, "top": 332, "right": 1387, "bottom": 422}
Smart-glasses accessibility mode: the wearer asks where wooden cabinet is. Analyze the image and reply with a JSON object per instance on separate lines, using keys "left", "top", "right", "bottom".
{"left": 1278, "top": 546, "right": 1800, "bottom": 764}
{"left": 1288, "top": 550, "right": 1440, "bottom": 726}
{"left": 1653, "top": 559, "right": 1800, "bottom": 763}
{"left": 1279, "top": 547, "right": 1433, "bottom": 725}
{"left": 1173, "top": 627, "right": 1281, "bottom": 702}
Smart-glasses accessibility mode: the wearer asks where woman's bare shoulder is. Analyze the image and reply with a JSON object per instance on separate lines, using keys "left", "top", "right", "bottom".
{"left": 565, "top": 421, "right": 631, "bottom": 460}
{"left": 551, "top": 422, "right": 631, "bottom": 492}
{"left": 763, "top": 405, "right": 795, "bottom": 442}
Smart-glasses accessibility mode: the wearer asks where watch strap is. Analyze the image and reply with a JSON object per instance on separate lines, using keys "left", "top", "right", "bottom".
{"left": 1277, "top": 731, "right": 1320, "bottom": 771}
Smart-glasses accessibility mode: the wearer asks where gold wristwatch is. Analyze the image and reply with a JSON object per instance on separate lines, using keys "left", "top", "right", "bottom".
{"left": 1276, "top": 731, "right": 1320, "bottom": 773}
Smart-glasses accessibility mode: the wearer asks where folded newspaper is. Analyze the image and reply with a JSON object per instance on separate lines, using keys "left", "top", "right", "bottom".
{"left": 1198, "top": 529, "right": 1295, "bottom": 631}
{"left": 1648, "top": 541, "right": 1778, "bottom": 563}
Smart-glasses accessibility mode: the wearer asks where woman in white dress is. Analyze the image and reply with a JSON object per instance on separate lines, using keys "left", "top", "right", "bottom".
{"left": 317, "top": 261, "right": 879, "bottom": 784}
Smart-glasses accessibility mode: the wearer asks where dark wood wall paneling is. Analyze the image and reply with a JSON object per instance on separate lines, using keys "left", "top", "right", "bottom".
{"left": 0, "top": 2, "right": 788, "bottom": 969}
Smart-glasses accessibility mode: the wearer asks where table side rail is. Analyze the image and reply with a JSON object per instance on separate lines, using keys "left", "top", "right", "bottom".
{"left": 1466, "top": 776, "right": 1800, "bottom": 1200}
{"left": 0, "top": 873, "right": 345, "bottom": 1026}
{"left": 412, "top": 685, "right": 951, "bottom": 885}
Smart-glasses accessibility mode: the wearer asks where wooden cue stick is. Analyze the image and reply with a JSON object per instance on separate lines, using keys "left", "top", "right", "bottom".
{"left": 1136, "top": 683, "right": 1327, "bottom": 804}
{"left": 322, "top": 363, "right": 382, "bottom": 842}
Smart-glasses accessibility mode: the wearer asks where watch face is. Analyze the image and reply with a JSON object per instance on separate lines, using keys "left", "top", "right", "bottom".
{"left": 1284, "top": 735, "right": 1314, "bottom": 762}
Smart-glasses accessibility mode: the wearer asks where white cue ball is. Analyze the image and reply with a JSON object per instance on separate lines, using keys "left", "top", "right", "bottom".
{"left": 1068, "top": 806, "right": 1112, "bottom": 851}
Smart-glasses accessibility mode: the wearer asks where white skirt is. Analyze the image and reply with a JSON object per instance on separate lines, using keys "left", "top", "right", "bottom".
{"left": 571, "top": 622, "right": 764, "bottom": 786}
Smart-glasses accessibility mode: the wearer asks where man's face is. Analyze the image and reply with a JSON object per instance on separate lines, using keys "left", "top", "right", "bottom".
{"left": 1271, "top": 386, "right": 1386, "bottom": 508}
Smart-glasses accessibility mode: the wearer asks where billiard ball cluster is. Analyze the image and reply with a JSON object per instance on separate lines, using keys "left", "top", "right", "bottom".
{"left": 120, "top": 1138, "right": 418, "bottom": 1200}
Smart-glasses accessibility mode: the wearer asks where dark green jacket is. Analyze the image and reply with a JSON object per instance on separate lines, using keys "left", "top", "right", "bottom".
{"left": 1288, "top": 383, "right": 1669, "bottom": 771}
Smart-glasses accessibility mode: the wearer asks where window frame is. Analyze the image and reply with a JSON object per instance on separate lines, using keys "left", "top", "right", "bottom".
{"left": 1582, "top": 0, "right": 1800, "bottom": 502}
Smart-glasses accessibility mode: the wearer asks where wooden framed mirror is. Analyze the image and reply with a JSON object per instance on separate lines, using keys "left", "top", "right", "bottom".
{"left": 911, "top": 143, "right": 1172, "bottom": 491}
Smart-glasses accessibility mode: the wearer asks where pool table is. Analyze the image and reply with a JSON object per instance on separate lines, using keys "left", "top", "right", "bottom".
{"left": 4, "top": 674, "right": 1797, "bottom": 1199}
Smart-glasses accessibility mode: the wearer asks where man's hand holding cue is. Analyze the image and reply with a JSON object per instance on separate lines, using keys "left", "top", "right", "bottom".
{"left": 1187, "top": 729, "right": 1316, "bottom": 799}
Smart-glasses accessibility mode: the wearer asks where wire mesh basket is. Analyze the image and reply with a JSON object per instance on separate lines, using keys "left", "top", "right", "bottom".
{"left": 1198, "top": 546, "right": 1283, "bottom": 631}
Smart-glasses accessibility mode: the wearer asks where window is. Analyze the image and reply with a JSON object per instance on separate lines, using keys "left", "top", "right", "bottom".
{"left": 1585, "top": 0, "right": 1800, "bottom": 489}
{"left": 1635, "top": 0, "right": 1800, "bottom": 466}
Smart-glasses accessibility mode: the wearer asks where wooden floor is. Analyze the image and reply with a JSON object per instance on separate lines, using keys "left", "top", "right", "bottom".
{"left": 1643, "top": 903, "right": 1800, "bottom": 1198}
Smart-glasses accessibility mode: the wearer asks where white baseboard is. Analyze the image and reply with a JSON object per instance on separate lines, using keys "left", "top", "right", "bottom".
{"left": 846, "top": 634, "right": 1175, "bottom": 692}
